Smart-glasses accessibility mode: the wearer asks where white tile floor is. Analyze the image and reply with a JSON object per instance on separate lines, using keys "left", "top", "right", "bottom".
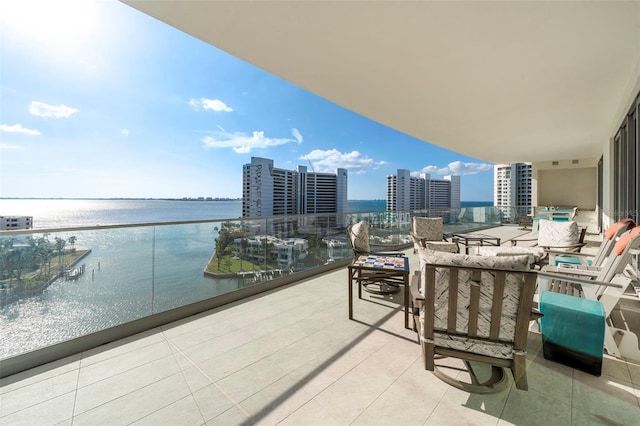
{"left": 2, "top": 229, "right": 640, "bottom": 425}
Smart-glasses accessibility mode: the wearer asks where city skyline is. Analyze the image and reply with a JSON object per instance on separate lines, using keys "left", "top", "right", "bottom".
{"left": 0, "top": 0, "right": 494, "bottom": 201}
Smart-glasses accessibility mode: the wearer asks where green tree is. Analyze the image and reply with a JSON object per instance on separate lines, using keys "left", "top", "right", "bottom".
{"left": 54, "top": 237, "right": 66, "bottom": 270}
{"left": 223, "top": 255, "right": 232, "bottom": 272}
{"left": 213, "top": 222, "right": 248, "bottom": 270}
{"left": 240, "top": 238, "right": 249, "bottom": 271}
{"left": 37, "top": 237, "right": 54, "bottom": 280}
{"left": 0, "top": 238, "right": 16, "bottom": 281}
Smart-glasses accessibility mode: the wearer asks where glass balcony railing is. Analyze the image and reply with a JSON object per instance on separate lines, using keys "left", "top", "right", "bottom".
{"left": 0, "top": 206, "right": 512, "bottom": 366}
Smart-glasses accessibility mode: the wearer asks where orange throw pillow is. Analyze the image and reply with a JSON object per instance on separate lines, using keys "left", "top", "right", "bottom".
{"left": 613, "top": 226, "right": 640, "bottom": 256}
{"left": 604, "top": 218, "right": 636, "bottom": 240}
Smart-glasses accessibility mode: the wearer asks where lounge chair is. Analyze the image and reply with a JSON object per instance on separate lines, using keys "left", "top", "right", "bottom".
{"left": 549, "top": 218, "right": 636, "bottom": 267}
{"left": 539, "top": 226, "right": 640, "bottom": 297}
{"left": 537, "top": 226, "right": 640, "bottom": 360}
{"left": 411, "top": 250, "right": 536, "bottom": 392}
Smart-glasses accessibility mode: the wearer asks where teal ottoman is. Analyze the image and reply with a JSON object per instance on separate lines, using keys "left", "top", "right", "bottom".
{"left": 540, "top": 291, "right": 605, "bottom": 376}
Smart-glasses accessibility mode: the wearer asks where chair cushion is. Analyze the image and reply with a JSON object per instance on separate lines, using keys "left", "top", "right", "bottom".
{"left": 349, "top": 221, "right": 370, "bottom": 253}
{"left": 538, "top": 220, "right": 579, "bottom": 247}
{"left": 423, "top": 241, "right": 459, "bottom": 253}
{"left": 413, "top": 217, "right": 443, "bottom": 240}
{"left": 420, "top": 250, "right": 531, "bottom": 272}
{"left": 433, "top": 332, "right": 515, "bottom": 359}
{"left": 476, "top": 246, "right": 544, "bottom": 266}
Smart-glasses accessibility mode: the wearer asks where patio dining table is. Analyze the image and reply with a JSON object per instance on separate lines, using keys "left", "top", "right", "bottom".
{"left": 452, "top": 233, "right": 501, "bottom": 255}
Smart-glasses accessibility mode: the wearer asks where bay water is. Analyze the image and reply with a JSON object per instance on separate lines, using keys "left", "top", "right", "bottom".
{"left": 0, "top": 198, "right": 487, "bottom": 359}
{"left": 0, "top": 198, "right": 391, "bottom": 229}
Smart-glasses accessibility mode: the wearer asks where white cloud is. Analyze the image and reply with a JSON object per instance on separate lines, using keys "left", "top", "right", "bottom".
{"left": 203, "top": 99, "right": 232, "bottom": 112}
{"left": 373, "top": 160, "right": 389, "bottom": 169}
{"left": 291, "top": 128, "right": 303, "bottom": 143}
{"left": 201, "top": 129, "right": 301, "bottom": 153}
{"left": 420, "top": 161, "right": 493, "bottom": 176}
{"left": 29, "top": 101, "right": 78, "bottom": 118}
{"left": 0, "top": 143, "right": 23, "bottom": 150}
{"left": 0, "top": 123, "right": 41, "bottom": 135}
{"left": 121, "top": 129, "right": 129, "bottom": 138}
{"left": 300, "top": 149, "right": 378, "bottom": 174}
{"left": 190, "top": 98, "right": 233, "bottom": 112}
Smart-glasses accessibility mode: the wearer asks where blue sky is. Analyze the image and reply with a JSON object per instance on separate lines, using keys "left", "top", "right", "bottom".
{"left": 0, "top": 0, "right": 494, "bottom": 201}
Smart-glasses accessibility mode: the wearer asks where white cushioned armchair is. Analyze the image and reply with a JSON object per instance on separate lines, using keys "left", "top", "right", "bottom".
{"left": 477, "top": 219, "right": 586, "bottom": 268}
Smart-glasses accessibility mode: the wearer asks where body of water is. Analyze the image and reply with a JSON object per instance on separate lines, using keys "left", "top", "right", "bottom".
{"left": 2, "top": 198, "right": 388, "bottom": 229}
{"left": 0, "top": 198, "right": 490, "bottom": 229}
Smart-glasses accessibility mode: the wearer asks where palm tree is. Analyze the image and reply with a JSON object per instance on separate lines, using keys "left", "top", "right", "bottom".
{"left": 23, "top": 236, "right": 45, "bottom": 281}
{"left": 0, "top": 238, "right": 15, "bottom": 281}
{"left": 54, "top": 237, "right": 66, "bottom": 271}
{"left": 240, "top": 238, "right": 248, "bottom": 272}
{"left": 214, "top": 237, "right": 222, "bottom": 270}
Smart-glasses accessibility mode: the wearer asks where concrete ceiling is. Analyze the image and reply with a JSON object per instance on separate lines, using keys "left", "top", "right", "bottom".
{"left": 122, "top": 1, "right": 640, "bottom": 165}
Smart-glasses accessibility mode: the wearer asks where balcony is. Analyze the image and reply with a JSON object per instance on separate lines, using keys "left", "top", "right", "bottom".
{"left": 2, "top": 211, "right": 640, "bottom": 424}
{"left": 0, "top": 208, "right": 501, "bottom": 363}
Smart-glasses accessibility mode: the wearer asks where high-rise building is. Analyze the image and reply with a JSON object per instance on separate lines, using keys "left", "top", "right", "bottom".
{"left": 242, "top": 157, "right": 348, "bottom": 218}
{"left": 386, "top": 169, "right": 460, "bottom": 211}
{"left": 494, "top": 162, "right": 532, "bottom": 219}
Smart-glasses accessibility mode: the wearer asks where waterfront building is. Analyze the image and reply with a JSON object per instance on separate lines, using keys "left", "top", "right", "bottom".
{"left": 494, "top": 162, "right": 533, "bottom": 220}
{"left": 386, "top": 169, "right": 460, "bottom": 211}
{"left": 325, "top": 238, "right": 351, "bottom": 261}
{"left": 242, "top": 157, "right": 348, "bottom": 232}
{"left": 232, "top": 235, "right": 308, "bottom": 270}
{"left": 0, "top": 216, "right": 33, "bottom": 230}
{"left": 296, "top": 165, "right": 348, "bottom": 216}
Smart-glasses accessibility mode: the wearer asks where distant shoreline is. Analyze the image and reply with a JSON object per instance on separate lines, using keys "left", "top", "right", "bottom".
{"left": 0, "top": 197, "right": 242, "bottom": 202}
{"left": 1, "top": 197, "right": 493, "bottom": 204}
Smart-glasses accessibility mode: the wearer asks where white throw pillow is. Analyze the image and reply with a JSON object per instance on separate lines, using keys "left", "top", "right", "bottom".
{"left": 538, "top": 220, "right": 578, "bottom": 247}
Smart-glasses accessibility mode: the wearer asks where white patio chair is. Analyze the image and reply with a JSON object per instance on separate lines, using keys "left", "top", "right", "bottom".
{"left": 537, "top": 226, "right": 640, "bottom": 360}
{"left": 476, "top": 219, "right": 585, "bottom": 268}
{"left": 539, "top": 226, "right": 640, "bottom": 298}
{"left": 548, "top": 218, "right": 636, "bottom": 267}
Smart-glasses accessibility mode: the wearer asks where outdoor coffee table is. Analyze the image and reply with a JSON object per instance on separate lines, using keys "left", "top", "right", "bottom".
{"left": 348, "top": 254, "right": 411, "bottom": 329}
{"left": 452, "top": 233, "right": 501, "bottom": 254}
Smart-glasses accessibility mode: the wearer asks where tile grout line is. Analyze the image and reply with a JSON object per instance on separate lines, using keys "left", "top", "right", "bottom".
{"left": 162, "top": 330, "right": 252, "bottom": 420}
{"left": 349, "top": 348, "right": 422, "bottom": 426}
{"left": 69, "top": 352, "right": 84, "bottom": 425}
